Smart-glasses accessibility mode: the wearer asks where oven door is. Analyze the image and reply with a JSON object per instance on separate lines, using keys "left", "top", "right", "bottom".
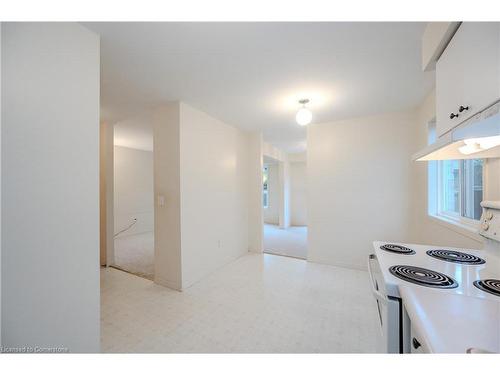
{"left": 368, "top": 254, "right": 401, "bottom": 353}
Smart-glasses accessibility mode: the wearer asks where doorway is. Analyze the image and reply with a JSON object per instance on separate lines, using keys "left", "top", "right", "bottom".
{"left": 112, "top": 143, "right": 155, "bottom": 280}
{"left": 100, "top": 116, "right": 155, "bottom": 281}
{"left": 262, "top": 154, "right": 308, "bottom": 259}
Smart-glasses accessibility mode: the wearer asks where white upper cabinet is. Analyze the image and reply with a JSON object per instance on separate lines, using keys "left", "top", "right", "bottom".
{"left": 436, "top": 22, "right": 500, "bottom": 137}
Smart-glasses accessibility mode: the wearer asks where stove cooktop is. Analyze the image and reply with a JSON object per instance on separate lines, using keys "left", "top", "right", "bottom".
{"left": 373, "top": 241, "right": 500, "bottom": 300}
{"left": 426, "top": 249, "right": 486, "bottom": 265}
{"left": 473, "top": 279, "right": 500, "bottom": 297}
{"left": 380, "top": 244, "right": 415, "bottom": 255}
{"left": 389, "top": 265, "right": 458, "bottom": 289}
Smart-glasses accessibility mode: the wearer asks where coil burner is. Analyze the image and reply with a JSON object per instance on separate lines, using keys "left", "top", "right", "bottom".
{"left": 426, "top": 249, "right": 485, "bottom": 265}
{"left": 389, "top": 265, "right": 458, "bottom": 289}
{"left": 380, "top": 244, "right": 415, "bottom": 255}
{"left": 473, "top": 279, "right": 500, "bottom": 297}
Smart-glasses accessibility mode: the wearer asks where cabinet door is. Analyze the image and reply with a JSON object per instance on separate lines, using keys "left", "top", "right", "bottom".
{"left": 436, "top": 22, "right": 500, "bottom": 137}
{"left": 436, "top": 28, "right": 464, "bottom": 137}
{"left": 461, "top": 23, "right": 500, "bottom": 124}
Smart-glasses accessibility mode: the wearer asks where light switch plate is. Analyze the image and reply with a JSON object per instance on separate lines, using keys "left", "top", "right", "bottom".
{"left": 158, "top": 195, "right": 165, "bottom": 207}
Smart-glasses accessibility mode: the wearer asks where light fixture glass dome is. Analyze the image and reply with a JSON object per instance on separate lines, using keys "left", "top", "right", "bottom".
{"left": 296, "top": 99, "right": 312, "bottom": 126}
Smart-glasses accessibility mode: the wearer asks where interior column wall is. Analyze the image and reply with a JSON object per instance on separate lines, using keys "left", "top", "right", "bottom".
{"left": 1, "top": 23, "right": 100, "bottom": 352}
{"left": 248, "top": 132, "right": 264, "bottom": 253}
{"left": 100, "top": 121, "right": 114, "bottom": 266}
{"left": 154, "top": 102, "right": 260, "bottom": 289}
{"left": 153, "top": 103, "right": 183, "bottom": 290}
{"left": 0, "top": 22, "right": 3, "bottom": 347}
{"left": 179, "top": 103, "right": 251, "bottom": 288}
{"left": 290, "top": 161, "right": 308, "bottom": 226}
{"left": 105, "top": 124, "right": 115, "bottom": 266}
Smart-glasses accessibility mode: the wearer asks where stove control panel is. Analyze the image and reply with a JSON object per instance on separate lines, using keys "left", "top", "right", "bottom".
{"left": 479, "top": 201, "right": 500, "bottom": 242}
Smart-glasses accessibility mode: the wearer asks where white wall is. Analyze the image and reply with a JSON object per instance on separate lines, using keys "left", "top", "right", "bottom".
{"left": 290, "top": 161, "right": 308, "bottom": 226}
{"left": 263, "top": 163, "right": 280, "bottom": 225}
{"left": 486, "top": 158, "right": 500, "bottom": 201}
{"left": 0, "top": 22, "right": 3, "bottom": 347}
{"left": 100, "top": 122, "right": 114, "bottom": 266}
{"left": 1, "top": 23, "right": 100, "bottom": 352}
{"left": 179, "top": 103, "right": 250, "bottom": 288}
{"left": 307, "top": 89, "right": 500, "bottom": 270}
{"left": 114, "top": 146, "right": 154, "bottom": 237}
{"left": 247, "top": 132, "right": 263, "bottom": 253}
{"left": 278, "top": 160, "right": 291, "bottom": 229}
{"left": 307, "top": 111, "right": 415, "bottom": 269}
{"left": 154, "top": 102, "right": 255, "bottom": 290}
{"left": 153, "top": 103, "right": 183, "bottom": 290}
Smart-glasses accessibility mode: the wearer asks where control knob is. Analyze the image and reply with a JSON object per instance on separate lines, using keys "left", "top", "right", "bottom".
{"left": 482, "top": 222, "right": 490, "bottom": 231}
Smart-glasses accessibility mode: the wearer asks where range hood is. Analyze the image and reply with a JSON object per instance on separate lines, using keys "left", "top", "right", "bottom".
{"left": 413, "top": 100, "right": 500, "bottom": 161}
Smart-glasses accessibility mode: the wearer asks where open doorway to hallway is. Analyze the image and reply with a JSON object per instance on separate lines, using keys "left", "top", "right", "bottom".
{"left": 113, "top": 143, "right": 154, "bottom": 280}
{"left": 101, "top": 116, "right": 155, "bottom": 281}
{"left": 100, "top": 115, "right": 155, "bottom": 280}
{"left": 262, "top": 153, "right": 308, "bottom": 260}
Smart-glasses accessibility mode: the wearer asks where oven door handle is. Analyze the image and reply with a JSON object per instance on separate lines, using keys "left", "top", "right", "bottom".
{"left": 368, "top": 254, "right": 388, "bottom": 304}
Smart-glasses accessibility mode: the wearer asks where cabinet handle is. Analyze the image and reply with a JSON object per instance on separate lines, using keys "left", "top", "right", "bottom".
{"left": 450, "top": 113, "right": 459, "bottom": 119}
{"left": 459, "top": 105, "right": 469, "bottom": 113}
{"left": 412, "top": 337, "right": 421, "bottom": 350}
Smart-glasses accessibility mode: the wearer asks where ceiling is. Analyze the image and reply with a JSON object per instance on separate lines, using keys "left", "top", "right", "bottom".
{"left": 85, "top": 22, "right": 434, "bottom": 153}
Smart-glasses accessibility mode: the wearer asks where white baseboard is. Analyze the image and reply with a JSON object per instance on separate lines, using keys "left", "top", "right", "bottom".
{"left": 154, "top": 275, "right": 182, "bottom": 291}
{"left": 306, "top": 257, "right": 367, "bottom": 271}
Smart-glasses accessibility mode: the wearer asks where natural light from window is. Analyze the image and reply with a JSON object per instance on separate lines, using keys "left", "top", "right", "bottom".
{"left": 263, "top": 166, "right": 269, "bottom": 209}
{"left": 427, "top": 120, "right": 483, "bottom": 226}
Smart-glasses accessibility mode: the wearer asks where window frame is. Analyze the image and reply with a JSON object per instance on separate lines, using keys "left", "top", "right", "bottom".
{"left": 262, "top": 165, "right": 269, "bottom": 209}
{"left": 435, "top": 159, "right": 482, "bottom": 228}
{"left": 426, "top": 118, "right": 484, "bottom": 235}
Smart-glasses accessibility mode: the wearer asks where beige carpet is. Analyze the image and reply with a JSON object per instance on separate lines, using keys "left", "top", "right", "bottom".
{"left": 113, "top": 231, "right": 154, "bottom": 280}
{"left": 263, "top": 224, "right": 307, "bottom": 259}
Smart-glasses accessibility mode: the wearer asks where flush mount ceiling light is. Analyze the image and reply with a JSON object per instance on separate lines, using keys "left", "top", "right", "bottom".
{"left": 295, "top": 99, "right": 312, "bottom": 126}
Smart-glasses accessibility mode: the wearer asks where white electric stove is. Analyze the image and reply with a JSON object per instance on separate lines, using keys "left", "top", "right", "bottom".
{"left": 368, "top": 201, "right": 500, "bottom": 353}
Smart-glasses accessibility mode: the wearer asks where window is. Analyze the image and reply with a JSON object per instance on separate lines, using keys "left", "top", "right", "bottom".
{"left": 263, "top": 166, "right": 269, "bottom": 208}
{"left": 438, "top": 159, "right": 483, "bottom": 221}
{"left": 462, "top": 159, "right": 484, "bottom": 220}
{"left": 427, "top": 120, "right": 484, "bottom": 225}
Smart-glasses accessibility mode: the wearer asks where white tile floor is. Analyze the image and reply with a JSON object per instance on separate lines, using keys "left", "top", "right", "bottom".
{"left": 101, "top": 253, "right": 379, "bottom": 353}
{"left": 114, "top": 232, "right": 154, "bottom": 280}
{"left": 264, "top": 224, "right": 308, "bottom": 259}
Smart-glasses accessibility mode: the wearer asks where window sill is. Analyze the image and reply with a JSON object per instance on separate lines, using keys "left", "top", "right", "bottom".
{"left": 427, "top": 213, "right": 484, "bottom": 243}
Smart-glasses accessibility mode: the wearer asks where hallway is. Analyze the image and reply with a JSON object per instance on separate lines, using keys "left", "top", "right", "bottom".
{"left": 114, "top": 232, "right": 154, "bottom": 280}
{"left": 263, "top": 224, "right": 308, "bottom": 259}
